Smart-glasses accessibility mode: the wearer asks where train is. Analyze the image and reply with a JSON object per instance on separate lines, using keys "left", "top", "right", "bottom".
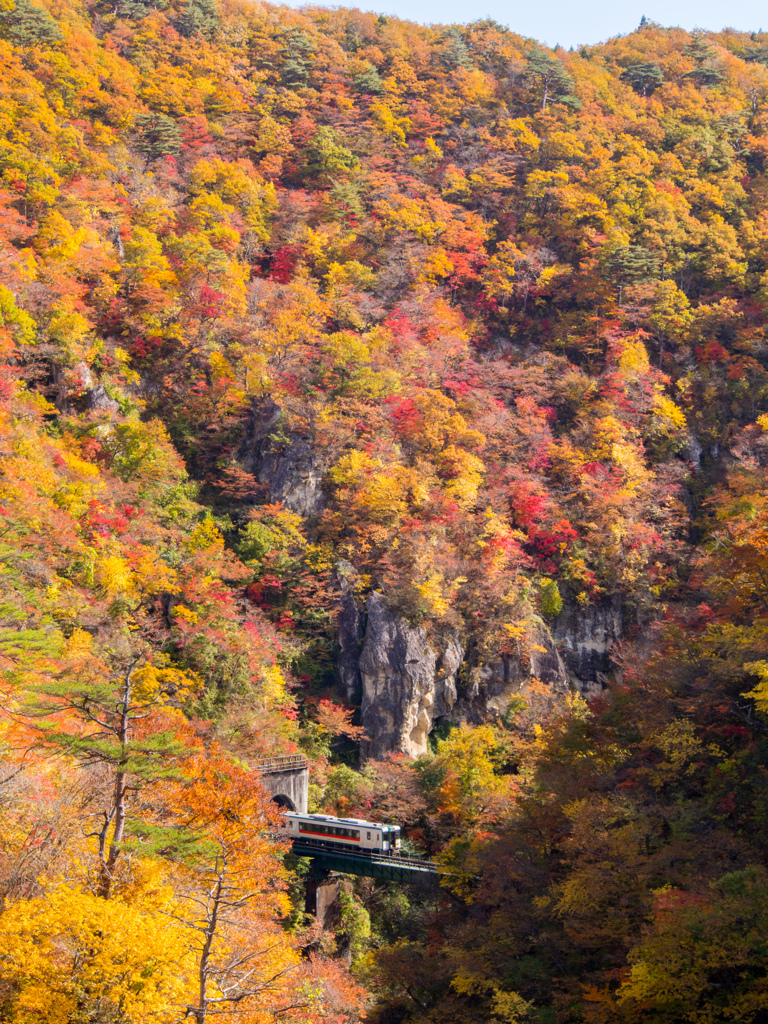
{"left": 285, "top": 811, "right": 401, "bottom": 854}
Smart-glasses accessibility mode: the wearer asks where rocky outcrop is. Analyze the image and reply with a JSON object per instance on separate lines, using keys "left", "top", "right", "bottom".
{"left": 445, "top": 623, "right": 569, "bottom": 725}
{"left": 529, "top": 627, "right": 571, "bottom": 688}
{"left": 359, "top": 593, "right": 462, "bottom": 760}
{"left": 552, "top": 598, "right": 622, "bottom": 690}
{"left": 444, "top": 602, "right": 623, "bottom": 726}
{"left": 87, "top": 384, "right": 120, "bottom": 415}
{"left": 244, "top": 400, "right": 325, "bottom": 515}
{"left": 336, "top": 562, "right": 363, "bottom": 703}
{"left": 52, "top": 362, "right": 121, "bottom": 416}
{"left": 683, "top": 434, "right": 703, "bottom": 471}
{"left": 339, "top": 586, "right": 623, "bottom": 753}
{"left": 257, "top": 439, "right": 324, "bottom": 515}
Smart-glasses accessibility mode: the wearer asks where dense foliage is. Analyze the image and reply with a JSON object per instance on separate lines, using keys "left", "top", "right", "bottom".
{"left": 2, "top": 0, "right": 768, "bottom": 1019}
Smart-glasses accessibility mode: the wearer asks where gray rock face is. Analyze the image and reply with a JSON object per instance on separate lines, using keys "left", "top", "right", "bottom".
{"left": 359, "top": 593, "right": 462, "bottom": 760}
{"left": 88, "top": 384, "right": 120, "bottom": 415}
{"left": 75, "top": 361, "right": 93, "bottom": 391}
{"left": 338, "top": 585, "right": 623, "bottom": 753}
{"left": 445, "top": 623, "right": 569, "bottom": 725}
{"left": 446, "top": 602, "right": 623, "bottom": 726}
{"left": 53, "top": 362, "right": 120, "bottom": 415}
{"left": 529, "top": 627, "right": 570, "bottom": 688}
{"left": 683, "top": 434, "right": 703, "bottom": 470}
{"left": 552, "top": 598, "right": 622, "bottom": 689}
{"left": 258, "top": 439, "right": 324, "bottom": 515}
{"left": 244, "top": 400, "right": 325, "bottom": 515}
{"left": 336, "top": 562, "right": 363, "bottom": 703}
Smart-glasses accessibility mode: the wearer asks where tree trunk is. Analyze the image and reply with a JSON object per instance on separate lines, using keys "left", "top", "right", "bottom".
{"left": 99, "top": 678, "right": 131, "bottom": 897}
{"left": 193, "top": 871, "right": 225, "bottom": 1023}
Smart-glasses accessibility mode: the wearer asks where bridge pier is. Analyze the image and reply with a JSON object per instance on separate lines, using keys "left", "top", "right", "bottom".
{"left": 305, "top": 863, "right": 341, "bottom": 930}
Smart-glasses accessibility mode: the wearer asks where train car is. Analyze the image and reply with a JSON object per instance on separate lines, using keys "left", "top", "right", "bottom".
{"left": 286, "top": 812, "right": 401, "bottom": 854}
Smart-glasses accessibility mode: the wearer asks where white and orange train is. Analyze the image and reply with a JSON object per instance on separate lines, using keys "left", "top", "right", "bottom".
{"left": 286, "top": 812, "right": 401, "bottom": 854}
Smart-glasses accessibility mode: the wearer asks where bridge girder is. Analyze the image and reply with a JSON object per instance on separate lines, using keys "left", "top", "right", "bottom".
{"left": 291, "top": 841, "right": 441, "bottom": 887}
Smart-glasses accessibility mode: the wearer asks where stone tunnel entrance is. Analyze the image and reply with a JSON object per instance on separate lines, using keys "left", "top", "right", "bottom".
{"left": 271, "top": 793, "right": 296, "bottom": 811}
{"left": 255, "top": 755, "right": 309, "bottom": 815}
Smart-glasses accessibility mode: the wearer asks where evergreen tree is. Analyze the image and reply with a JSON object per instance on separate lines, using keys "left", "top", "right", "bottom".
{"left": 602, "top": 244, "right": 660, "bottom": 281}
{"left": 303, "top": 126, "right": 358, "bottom": 181}
{"left": 745, "top": 44, "right": 768, "bottom": 65}
{"left": 279, "top": 28, "right": 314, "bottom": 87}
{"left": 525, "top": 46, "right": 580, "bottom": 112}
{"left": 133, "top": 112, "right": 182, "bottom": 167}
{"left": 22, "top": 645, "right": 200, "bottom": 897}
{"left": 683, "top": 34, "right": 716, "bottom": 62}
{"left": 684, "top": 33, "right": 725, "bottom": 86}
{"left": 114, "top": 0, "right": 168, "bottom": 19}
{"left": 688, "top": 63, "right": 726, "bottom": 86}
{"left": 351, "top": 61, "right": 385, "bottom": 95}
{"left": 439, "top": 27, "right": 473, "bottom": 69}
{"left": 329, "top": 179, "right": 366, "bottom": 221}
{"left": 176, "top": 0, "right": 218, "bottom": 39}
{"left": 601, "top": 244, "right": 660, "bottom": 302}
{"left": 95, "top": 0, "right": 168, "bottom": 18}
{"left": 620, "top": 61, "right": 664, "bottom": 96}
{"left": 0, "top": 0, "right": 62, "bottom": 46}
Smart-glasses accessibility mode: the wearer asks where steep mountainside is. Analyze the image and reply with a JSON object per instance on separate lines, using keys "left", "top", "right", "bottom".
{"left": 2, "top": 1, "right": 768, "bottom": 1020}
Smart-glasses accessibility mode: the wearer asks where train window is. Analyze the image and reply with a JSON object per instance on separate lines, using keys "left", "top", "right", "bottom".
{"left": 367, "top": 832, "right": 371, "bottom": 839}
{"left": 298, "top": 821, "right": 360, "bottom": 839}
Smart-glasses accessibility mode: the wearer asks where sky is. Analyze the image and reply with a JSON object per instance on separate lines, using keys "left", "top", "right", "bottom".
{"left": 283, "top": 0, "right": 767, "bottom": 49}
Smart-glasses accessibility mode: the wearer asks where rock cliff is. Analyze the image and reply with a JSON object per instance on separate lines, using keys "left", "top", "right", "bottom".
{"left": 244, "top": 400, "right": 325, "bottom": 515}
{"left": 359, "top": 593, "right": 462, "bottom": 760}
{"left": 347, "top": 592, "right": 624, "bottom": 755}
{"left": 445, "top": 623, "right": 570, "bottom": 725}
{"left": 552, "top": 598, "right": 622, "bottom": 690}
{"left": 257, "top": 439, "right": 324, "bottom": 515}
{"left": 336, "top": 562, "right": 363, "bottom": 703}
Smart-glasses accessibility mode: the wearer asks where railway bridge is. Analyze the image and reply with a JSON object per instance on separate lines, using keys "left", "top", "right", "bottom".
{"left": 291, "top": 835, "right": 442, "bottom": 886}
{"left": 255, "top": 756, "right": 442, "bottom": 924}
{"left": 290, "top": 837, "right": 442, "bottom": 922}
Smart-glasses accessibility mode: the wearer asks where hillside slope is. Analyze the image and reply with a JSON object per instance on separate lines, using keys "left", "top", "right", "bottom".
{"left": 2, "top": 1, "right": 768, "bottom": 1020}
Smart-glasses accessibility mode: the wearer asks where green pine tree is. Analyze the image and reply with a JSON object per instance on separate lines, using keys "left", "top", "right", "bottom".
{"left": 279, "top": 28, "right": 315, "bottom": 88}
{"left": 0, "top": 0, "right": 62, "bottom": 46}
{"left": 22, "top": 648, "right": 201, "bottom": 897}
{"left": 620, "top": 62, "right": 664, "bottom": 96}
{"left": 114, "top": 0, "right": 169, "bottom": 19}
{"left": 351, "top": 61, "right": 385, "bottom": 95}
{"left": 683, "top": 34, "right": 724, "bottom": 86}
{"left": 525, "top": 46, "right": 580, "bottom": 112}
{"left": 439, "top": 27, "right": 473, "bottom": 69}
{"left": 304, "top": 127, "right": 358, "bottom": 181}
{"left": 601, "top": 244, "right": 660, "bottom": 303}
{"left": 176, "top": 0, "right": 218, "bottom": 39}
{"left": 133, "top": 112, "right": 182, "bottom": 168}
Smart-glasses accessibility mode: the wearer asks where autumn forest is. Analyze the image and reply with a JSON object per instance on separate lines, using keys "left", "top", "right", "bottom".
{"left": 0, "top": 0, "right": 768, "bottom": 1019}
